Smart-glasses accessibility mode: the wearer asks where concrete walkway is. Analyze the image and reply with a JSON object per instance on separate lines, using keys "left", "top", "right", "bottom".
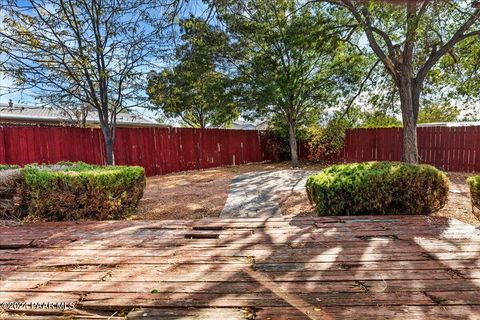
{"left": 220, "top": 169, "right": 318, "bottom": 218}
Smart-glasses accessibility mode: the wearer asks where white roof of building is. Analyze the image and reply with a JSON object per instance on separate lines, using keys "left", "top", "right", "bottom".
{"left": 418, "top": 121, "right": 480, "bottom": 127}
{"left": 0, "top": 103, "right": 166, "bottom": 127}
{"left": 231, "top": 120, "right": 256, "bottom": 130}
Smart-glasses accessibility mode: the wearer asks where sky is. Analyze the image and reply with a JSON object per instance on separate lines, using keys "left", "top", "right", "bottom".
{"left": 0, "top": 77, "right": 24, "bottom": 103}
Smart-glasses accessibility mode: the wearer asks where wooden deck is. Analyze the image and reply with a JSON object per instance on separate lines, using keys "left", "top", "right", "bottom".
{"left": 1, "top": 216, "right": 480, "bottom": 319}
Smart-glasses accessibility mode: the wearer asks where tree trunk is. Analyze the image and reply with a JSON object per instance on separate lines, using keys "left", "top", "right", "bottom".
{"left": 398, "top": 77, "right": 420, "bottom": 164}
{"left": 101, "top": 127, "right": 115, "bottom": 165}
{"left": 401, "top": 112, "right": 418, "bottom": 164}
{"left": 288, "top": 120, "right": 299, "bottom": 167}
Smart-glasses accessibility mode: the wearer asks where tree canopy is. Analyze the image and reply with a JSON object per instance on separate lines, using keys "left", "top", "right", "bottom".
{"left": 417, "top": 104, "right": 460, "bottom": 124}
{"left": 360, "top": 111, "right": 402, "bottom": 128}
{"left": 213, "top": 0, "right": 366, "bottom": 165}
{"left": 147, "top": 18, "right": 239, "bottom": 129}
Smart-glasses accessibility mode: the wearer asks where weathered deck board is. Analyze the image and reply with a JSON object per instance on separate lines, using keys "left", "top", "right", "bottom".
{"left": 1, "top": 216, "right": 480, "bottom": 319}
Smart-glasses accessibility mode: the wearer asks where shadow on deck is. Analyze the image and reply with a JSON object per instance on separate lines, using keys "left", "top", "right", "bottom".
{"left": 1, "top": 215, "right": 480, "bottom": 319}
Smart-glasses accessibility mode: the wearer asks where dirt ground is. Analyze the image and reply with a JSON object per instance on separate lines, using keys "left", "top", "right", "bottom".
{"left": 134, "top": 162, "right": 324, "bottom": 220}
{"left": 135, "top": 162, "right": 480, "bottom": 226}
{"left": 274, "top": 172, "right": 480, "bottom": 226}
{"left": 435, "top": 172, "right": 478, "bottom": 226}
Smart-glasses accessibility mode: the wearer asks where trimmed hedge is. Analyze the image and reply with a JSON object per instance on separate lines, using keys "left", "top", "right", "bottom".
{"left": 21, "top": 162, "right": 146, "bottom": 221}
{"left": 467, "top": 176, "right": 480, "bottom": 213}
{"left": 306, "top": 162, "right": 449, "bottom": 216}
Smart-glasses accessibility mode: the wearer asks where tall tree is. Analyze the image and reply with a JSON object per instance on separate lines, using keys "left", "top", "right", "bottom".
{"left": 324, "top": 0, "right": 480, "bottom": 163}
{"left": 147, "top": 18, "right": 239, "bottom": 128}
{"left": 0, "top": 0, "right": 176, "bottom": 164}
{"left": 216, "top": 0, "right": 364, "bottom": 166}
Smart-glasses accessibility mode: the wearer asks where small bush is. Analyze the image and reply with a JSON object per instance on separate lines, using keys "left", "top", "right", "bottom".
{"left": 306, "top": 120, "right": 347, "bottom": 162}
{"left": 306, "top": 162, "right": 449, "bottom": 216}
{"left": 21, "top": 162, "right": 146, "bottom": 221}
{"left": 467, "top": 176, "right": 480, "bottom": 213}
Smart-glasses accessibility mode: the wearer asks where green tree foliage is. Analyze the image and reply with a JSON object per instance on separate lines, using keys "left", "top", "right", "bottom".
{"left": 146, "top": 18, "right": 239, "bottom": 128}
{"left": 360, "top": 111, "right": 402, "bottom": 128}
{"left": 215, "top": 0, "right": 365, "bottom": 166}
{"left": 436, "top": 37, "right": 480, "bottom": 120}
{"left": 418, "top": 105, "right": 460, "bottom": 124}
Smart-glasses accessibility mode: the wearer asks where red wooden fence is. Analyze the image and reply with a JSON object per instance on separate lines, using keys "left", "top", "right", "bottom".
{"left": 344, "top": 127, "right": 480, "bottom": 172}
{"left": 5, "top": 125, "right": 479, "bottom": 175}
{"left": 0, "top": 126, "right": 277, "bottom": 176}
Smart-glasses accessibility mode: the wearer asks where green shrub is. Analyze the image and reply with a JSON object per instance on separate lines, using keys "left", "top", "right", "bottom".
{"left": 306, "top": 121, "right": 347, "bottom": 162}
{"left": 21, "top": 162, "right": 146, "bottom": 221}
{"left": 306, "top": 162, "right": 449, "bottom": 216}
{"left": 467, "top": 176, "right": 480, "bottom": 212}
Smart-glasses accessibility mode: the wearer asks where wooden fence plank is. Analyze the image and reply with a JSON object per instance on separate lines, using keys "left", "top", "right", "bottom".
{"left": 0, "top": 127, "right": 7, "bottom": 164}
{"left": 344, "top": 126, "right": 480, "bottom": 172}
{"left": 0, "top": 126, "right": 276, "bottom": 176}
{"left": 4, "top": 125, "right": 480, "bottom": 174}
